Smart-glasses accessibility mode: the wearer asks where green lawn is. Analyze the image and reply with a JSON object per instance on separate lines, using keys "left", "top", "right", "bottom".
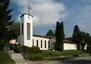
{"left": 0, "top": 51, "right": 15, "bottom": 64}
{"left": 27, "top": 50, "right": 89, "bottom": 60}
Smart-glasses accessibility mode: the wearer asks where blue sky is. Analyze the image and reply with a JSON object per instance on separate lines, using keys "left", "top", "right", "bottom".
{"left": 9, "top": 0, "right": 91, "bottom": 37}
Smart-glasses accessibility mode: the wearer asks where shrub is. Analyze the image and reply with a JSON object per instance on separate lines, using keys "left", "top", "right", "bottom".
{"left": 13, "top": 45, "right": 20, "bottom": 53}
{"left": 73, "top": 54, "right": 79, "bottom": 57}
{"left": 29, "top": 53, "right": 44, "bottom": 60}
{"left": 28, "top": 46, "right": 41, "bottom": 53}
{"left": 21, "top": 45, "right": 29, "bottom": 52}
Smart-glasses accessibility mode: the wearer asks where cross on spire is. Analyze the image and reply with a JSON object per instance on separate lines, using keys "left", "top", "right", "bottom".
{"left": 26, "top": 4, "right": 31, "bottom": 18}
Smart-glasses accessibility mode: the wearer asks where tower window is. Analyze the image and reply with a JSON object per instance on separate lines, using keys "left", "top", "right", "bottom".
{"left": 22, "top": 23, "right": 23, "bottom": 35}
{"left": 32, "top": 39, "right": 34, "bottom": 46}
{"left": 27, "top": 23, "right": 30, "bottom": 40}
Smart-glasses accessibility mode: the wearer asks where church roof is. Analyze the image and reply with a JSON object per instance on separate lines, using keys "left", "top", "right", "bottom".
{"left": 33, "top": 34, "right": 55, "bottom": 39}
{"left": 20, "top": 13, "right": 33, "bottom": 17}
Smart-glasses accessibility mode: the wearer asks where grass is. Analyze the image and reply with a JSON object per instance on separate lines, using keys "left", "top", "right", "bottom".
{"left": 41, "top": 50, "right": 87, "bottom": 56}
{"left": 0, "top": 51, "right": 15, "bottom": 64}
{"left": 27, "top": 50, "right": 89, "bottom": 60}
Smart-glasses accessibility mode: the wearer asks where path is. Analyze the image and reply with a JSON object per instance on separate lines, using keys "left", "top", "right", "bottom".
{"left": 9, "top": 51, "right": 91, "bottom": 64}
{"left": 9, "top": 51, "right": 57, "bottom": 64}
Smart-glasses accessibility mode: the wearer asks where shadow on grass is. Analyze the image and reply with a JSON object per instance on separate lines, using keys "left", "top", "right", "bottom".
{"left": 59, "top": 59, "right": 91, "bottom": 64}
{"left": 0, "top": 51, "right": 15, "bottom": 64}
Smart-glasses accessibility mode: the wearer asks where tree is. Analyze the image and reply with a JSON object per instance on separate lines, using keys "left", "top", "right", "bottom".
{"left": 72, "top": 25, "right": 81, "bottom": 50}
{"left": 0, "top": 0, "right": 13, "bottom": 49}
{"left": 79, "top": 31, "right": 89, "bottom": 50}
{"left": 11, "top": 21, "right": 20, "bottom": 39}
{"left": 55, "top": 21, "right": 64, "bottom": 51}
{"left": 60, "top": 22, "right": 64, "bottom": 51}
{"left": 46, "top": 29, "right": 55, "bottom": 37}
{"left": 86, "top": 36, "right": 91, "bottom": 53}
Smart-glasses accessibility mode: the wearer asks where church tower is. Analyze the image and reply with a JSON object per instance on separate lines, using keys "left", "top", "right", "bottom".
{"left": 20, "top": 13, "right": 33, "bottom": 47}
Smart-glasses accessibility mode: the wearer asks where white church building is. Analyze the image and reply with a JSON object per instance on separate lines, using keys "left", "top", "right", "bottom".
{"left": 18, "top": 13, "right": 79, "bottom": 50}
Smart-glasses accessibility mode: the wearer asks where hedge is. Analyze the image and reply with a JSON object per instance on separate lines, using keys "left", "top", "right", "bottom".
{"left": 21, "top": 46, "right": 41, "bottom": 53}
{"left": 27, "top": 50, "right": 88, "bottom": 60}
{"left": 13, "top": 45, "right": 21, "bottom": 53}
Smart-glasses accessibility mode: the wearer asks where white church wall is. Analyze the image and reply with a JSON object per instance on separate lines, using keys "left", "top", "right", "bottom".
{"left": 32, "top": 36, "right": 50, "bottom": 50}
{"left": 19, "top": 14, "right": 33, "bottom": 47}
{"left": 63, "top": 43, "right": 77, "bottom": 50}
{"left": 24, "top": 14, "right": 33, "bottom": 47}
{"left": 19, "top": 18, "right": 24, "bottom": 45}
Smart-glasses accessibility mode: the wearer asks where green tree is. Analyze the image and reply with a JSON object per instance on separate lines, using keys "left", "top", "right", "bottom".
{"left": 11, "top": 21, "right": 20, "bottom": 39}
{"left": 55, "top": 21, "right": 64, "bottom": 51}
{"left": 86, "top": 36, "right": 91, "bottom": 53}
{"left": 79, "top": 31, "right": 89, "bottom": 50}
{"left": 72, "top": 25, "right": 81, "bottom": 50}
{"left": 46, "top": 29, "right": 55, "bottom": 37}
{"left": 60, "top": 22, "right": 64, "bottom": 51}
{"left": 0, "top": 0, "right": 13, "bottom": 50}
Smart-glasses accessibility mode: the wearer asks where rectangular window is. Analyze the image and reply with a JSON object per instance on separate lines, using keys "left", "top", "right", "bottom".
{"left": 32, "top": 39, "right": 34, "bottom": 46}
{"left": 37, "top": 40, "right": 38, "bottom": 47}
{"left": 45, "top": 40, "right": 46, "bottom": 48}
{"left": 22, "top": 23, "right": 23, "bottom": 35}
{"left": 48, "top": 41, "right": 50, "bottom": 48}
{"left": 41, "top": 40, "right": 42, "bottom": 48}
{"left": 27, "top": 23, "right": 30, "bottom": 40}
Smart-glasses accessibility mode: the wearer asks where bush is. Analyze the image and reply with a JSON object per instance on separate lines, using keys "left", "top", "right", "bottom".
{"left": 0, "top": 43, "right": 5, "bottom": 51}
{"left": 21, "top": 46, "right": 41, "bottom": 53}
{"left": 29, "top": 53, "right": 44, "bottom": 60}
{"left": 29, "top": 46, "right": 41, "bottom": 53}
{"left": 73, "top": 54, "right": 79, "bottom": 57}
{"left": 13, "top": 45, "right": 21, "bottom": 53}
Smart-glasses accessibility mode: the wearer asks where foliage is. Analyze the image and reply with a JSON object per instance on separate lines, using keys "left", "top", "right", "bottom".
{"left": 55, "top": 22, "right": 64, "bottom": 51}
{"left": 13, "top": 44, "right": 21, "bottom": 53}
{"left": 73, "top": 25, "right": 89, "bottom": 50}
{"left": 27, "top": 50, "right": 88, "bottom": 60}
{"left": 55, "top": 22, "right": 60, "bottom": 51}
{"left": 72, "top": 25, "right": 81, "bottom": 50}
{"left": 60, "top": 22, "right": 64, "bottom": 51}
{"left": 0, "top": 51, "right": 15, "bottom": 64}
{"left": 79, "top": 31, "right": 89, "bottom": 50}
{"left": 41, "top": 50, "right": 87, "bottom": 56}
{"left": 0, "top": 0, "right": 14, "bottom": 50}
{"left": 21, "top": 45, "right": 29, "bottom": 52}
{"left": 29, "top": 46, "right": 41, "bottom": 53}
{"left": 21, "top": 46, "right": 41, "bottom": 53}
{"left": 11, "top": 21, "right": 20, "bottom": 39}
{"left": 46, "top": 29, "right": 55, "bottom": 37}
{"left": 29, "top": 53, "right": 44, "bottom": 60}
{"left": 86, "top": 36, "right": 91, "bottom": 53}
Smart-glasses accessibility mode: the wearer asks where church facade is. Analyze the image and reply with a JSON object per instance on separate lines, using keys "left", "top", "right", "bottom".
{"left": 18, "top": 13, "right": 78, "bottom": 50}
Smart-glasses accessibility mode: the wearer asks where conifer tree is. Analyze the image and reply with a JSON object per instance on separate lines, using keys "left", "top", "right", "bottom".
{"left": 60, "top": 22, "right": 64, "bottom": 51}
{"left": 55, "top": 21, "right": 64, "bottom": 51}
{"left": 0, "top": 0, "right": 13, "bottom": 47}
{"left": 46, "top": 29, "right": 55, "bottom": 37}
{"left": 72, "top": 25, "right": 81, "bottom": 50}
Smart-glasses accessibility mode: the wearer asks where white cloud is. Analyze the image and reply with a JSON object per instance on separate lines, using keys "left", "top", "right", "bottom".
{"left": 16, "top": 14, "right": 21, "bottom": 21}
{"left": 12, "top": 0, "right": 67, "bottom": 26}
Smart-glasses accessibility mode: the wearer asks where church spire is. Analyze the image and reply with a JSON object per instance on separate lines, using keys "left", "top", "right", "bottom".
{"left": 27, "top": 4, "right": 31, "bottom": 18}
